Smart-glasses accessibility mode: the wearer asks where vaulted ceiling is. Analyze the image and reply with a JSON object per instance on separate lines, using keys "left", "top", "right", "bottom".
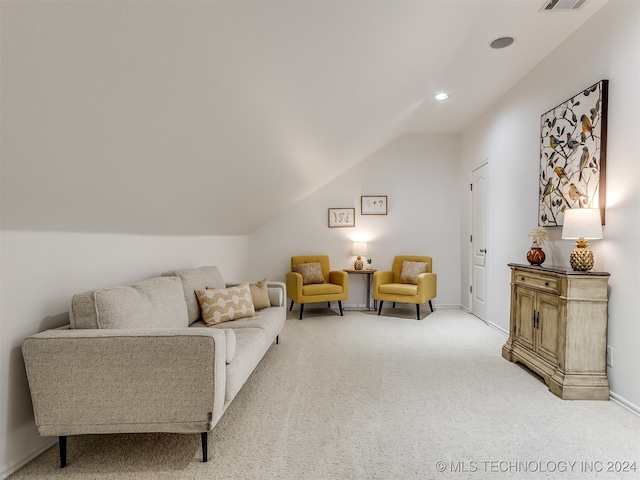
{"left": 1, "top": 0, "right": 609, "bottom": 234}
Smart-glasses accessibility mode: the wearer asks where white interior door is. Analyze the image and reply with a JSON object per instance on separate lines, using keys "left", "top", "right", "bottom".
{"left": 471, "top": 163, "right": 489, "bottom": 321}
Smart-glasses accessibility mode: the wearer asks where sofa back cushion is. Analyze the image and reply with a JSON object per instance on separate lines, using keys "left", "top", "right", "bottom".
{"left": 161, "top": 266, "right": 225, "bottom": 324}
{"left": 70, "top": 276, "right": 188, "bottom": 329}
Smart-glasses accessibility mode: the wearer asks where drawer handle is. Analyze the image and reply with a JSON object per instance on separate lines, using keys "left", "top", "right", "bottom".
{"left": 545, "top": 282, "right": 549, "bottom": 286}
{"left": 521, "top": 277, "right": 525, "bottom": 281}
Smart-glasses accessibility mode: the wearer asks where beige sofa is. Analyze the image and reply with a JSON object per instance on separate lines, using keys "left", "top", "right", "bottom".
{"left": 22, "top": 266, "right": 286, "bottom": 467}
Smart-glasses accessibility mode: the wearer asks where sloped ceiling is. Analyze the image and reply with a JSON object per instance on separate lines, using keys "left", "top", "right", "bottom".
{"left": 0, "top": 0, "right": 608, "bottom": 235}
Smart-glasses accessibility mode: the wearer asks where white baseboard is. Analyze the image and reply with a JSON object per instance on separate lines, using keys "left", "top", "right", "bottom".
{"left": 486, "top": 320, "right": 509, "bottom": 336}
{"left": 610, "top": 392, "right": 640, "bottom": 417}
{"left": 343, "top": 303, "right": 461, "bottom": 311}
{"left": 0, "top": 437, "right": 56, "bottom": 480}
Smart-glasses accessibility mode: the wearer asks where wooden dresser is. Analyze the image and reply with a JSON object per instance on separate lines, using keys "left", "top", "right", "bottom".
{"left": 502, "top": 263, "right": 610, "bottom": 400}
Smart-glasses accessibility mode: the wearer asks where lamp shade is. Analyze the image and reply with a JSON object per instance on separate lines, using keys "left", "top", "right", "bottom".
{"left": 561, "top": 208, "right": 603, "bottom": 240}
{"left": 351, "top": 242, "right": 368, "bottom": 257}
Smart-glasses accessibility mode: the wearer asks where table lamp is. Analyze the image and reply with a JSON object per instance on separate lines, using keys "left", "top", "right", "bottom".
{"left": 561, "top": 208, "right": 603, "bottom": 271}
{"left": 352, "top": 242, "right": 367, "bottom": 270}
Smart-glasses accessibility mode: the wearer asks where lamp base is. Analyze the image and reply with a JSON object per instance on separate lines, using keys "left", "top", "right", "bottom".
{"left": 570, "top": 247, "right": 594, "bottom": 271}
{"left": 354, "top": 257, "right": 364, "bottom": 270}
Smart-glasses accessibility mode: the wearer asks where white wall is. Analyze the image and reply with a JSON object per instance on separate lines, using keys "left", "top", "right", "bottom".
{"left": 1, "top": 133, "right": 461, "bottom": 476}
{"left": 0, "top": 232, "right": 248, "bottom": 478}
{"left": 460, "top": 1, "right": 640, "bottom": 410}
{"left": 250, "top": 133, "right": 462, "bottom": 309}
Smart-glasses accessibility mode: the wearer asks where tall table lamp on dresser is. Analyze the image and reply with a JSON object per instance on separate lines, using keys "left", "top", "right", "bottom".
{"left": 561, "top": 208, "right": 603, "bottom": 271}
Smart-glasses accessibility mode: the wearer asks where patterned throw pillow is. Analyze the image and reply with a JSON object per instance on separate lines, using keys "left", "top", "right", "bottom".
{"left": 293, "top": 262, "right": 326, "bottom": 285}
{"left": 249, "top": 279, "right": 271, "bottom": 310}
{"left": 196, "top": 284, "right": 255, "bottom": 325}
{"left": 399, "top": 261, "right": 428, "bottom": 285}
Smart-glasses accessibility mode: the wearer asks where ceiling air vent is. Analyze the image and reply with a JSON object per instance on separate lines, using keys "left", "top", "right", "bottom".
{"left": 541, "top": 0, "right": 587, "bottom": 11}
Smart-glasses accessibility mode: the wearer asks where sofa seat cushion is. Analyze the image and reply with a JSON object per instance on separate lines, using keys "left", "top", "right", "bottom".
{"left": 222, "top": 329, "right": 236, "bottom": 364}
{"left": 70, "top": 276, "right": 188, "bottom": 329}
{"left": 302, "top": 283, "right": 343, "bottom": 295}
{"left": 190, "top": 306, "right": 285, "bottom": 347}
{"left": 162, "top": 266, "right": 226, "bottom": 325}
{"left": 378, "top": 283, "right": 418, "bottom": 296}
{"left": 216, "top": 306, "right": 285, "bottom": 343}
{"left": 223, "top": 328, "right": 267, "bottom": 403}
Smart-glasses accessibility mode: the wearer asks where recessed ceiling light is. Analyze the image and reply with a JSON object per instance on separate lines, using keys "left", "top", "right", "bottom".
{"left": 435, "top": 93, "right": 449, "bottom": 101}
{"left": 490, "top": 36, "right": 515, "bottom": 49}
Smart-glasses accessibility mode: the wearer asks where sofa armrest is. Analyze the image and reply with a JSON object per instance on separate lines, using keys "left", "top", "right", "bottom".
{"left": 266, "top": 281, "right": 286, "bottom": 307}
{"left": 328, "top": 270, "right": 348, "bottom": 287}
{"left": 373, "top": 270, "right": 394, "bottom": 292}
{"left": 416, "top": 272, "right": 437, "bottom": 301}
{"left": 285, "top": 272, "right": 303, "bottom": 301}
{"left": 22, "top": 328, "right": 227, "bottom": 437}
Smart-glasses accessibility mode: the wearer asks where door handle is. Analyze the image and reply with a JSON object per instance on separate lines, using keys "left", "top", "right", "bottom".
{"left": 479, "top": 248, "right": 487, "bottom": 254}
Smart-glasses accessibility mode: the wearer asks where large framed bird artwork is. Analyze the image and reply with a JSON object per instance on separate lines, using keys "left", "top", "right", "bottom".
{"left": 539, "top": 80, "right": 608, "bottom": 226}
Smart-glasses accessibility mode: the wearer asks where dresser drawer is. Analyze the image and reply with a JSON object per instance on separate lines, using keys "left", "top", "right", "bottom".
{"left": 514, "top": 271, "right": 559, "bottom": 293}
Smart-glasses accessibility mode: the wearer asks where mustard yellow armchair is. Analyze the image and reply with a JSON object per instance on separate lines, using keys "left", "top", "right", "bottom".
{"left": 373, "top": 256, "right": 436, "bottom": 320}
{"left": 286, "top": 255, "right": 348, "bottom": 319}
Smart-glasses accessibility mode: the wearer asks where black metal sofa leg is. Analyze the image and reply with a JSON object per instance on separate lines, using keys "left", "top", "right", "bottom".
{"left": 201, "top": 432, "right": 208, "bottom": 462}
{"left": 416, "top": 304, "right": 421, "bottom": 320}
{"left": 338, "top": 301, "right": 343, "bottom": 316}
{"left": 429, "top": 300, "right": 434, "bottom": 312}
{"left": 59, "top": 436, "right": 67, "bottom": 468}
{"left": 377, "top": 301, "right": 384, "bottom": 315}
{"left": 299, "top": 304, "right": 304, "bottom": 320}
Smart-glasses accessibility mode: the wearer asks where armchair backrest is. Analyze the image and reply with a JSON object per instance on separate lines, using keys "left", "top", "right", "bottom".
{"left": 392, "top": 256, "right": 432, "bottom": 283}
{"left": 291, "top": 255, "right": 331, "bottom": 282}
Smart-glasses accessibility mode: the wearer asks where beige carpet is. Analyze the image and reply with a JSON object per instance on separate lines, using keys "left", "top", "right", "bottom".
{"left": 10, "top": 308, "right": 640, "bottom": 479}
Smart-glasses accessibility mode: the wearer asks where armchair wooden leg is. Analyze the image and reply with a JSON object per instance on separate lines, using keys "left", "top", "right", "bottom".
{"left": 299, "top": 304, "right": 304, "bottom": 320}
{"left": 201, "top": 432, "right": 208, "bottom": 462}
{"left": 377, "top": 301, "right": 383, "bottom": 315}
{"left": 338, "top": 301, "right": 343, "bottom": 316}
{"left": 416, "top": 304, "right": 421, "bottom": 320}
{"left": 429, "top": 300, "right": 434, "bottom": 312}
{"left": 289, "top": 300, "right": 294, "bottom": 311}
{"left": 59, "top": 436, "right": 67, "bottom": 468}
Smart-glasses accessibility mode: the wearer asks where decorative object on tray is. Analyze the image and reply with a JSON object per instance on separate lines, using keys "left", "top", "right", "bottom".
{"left": 561, "top": 208, "right": 603, "bottom": 271}
{"left": 526, "top": 226, "right": 549, "bottom": 265}
{"left": 328, "top": 208, "right": 355, "bottom": 228}
{"left": 361, "top": 196, "right": 387, "bottom": 215}
{"left": 539, "top": 80, "right": 608, "bottom": 226}
{"left": 352, "top": 242, "right": 367, "bottom": 270}
{"left": 366, "top": 258, "right": 372, "bottom": 270}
